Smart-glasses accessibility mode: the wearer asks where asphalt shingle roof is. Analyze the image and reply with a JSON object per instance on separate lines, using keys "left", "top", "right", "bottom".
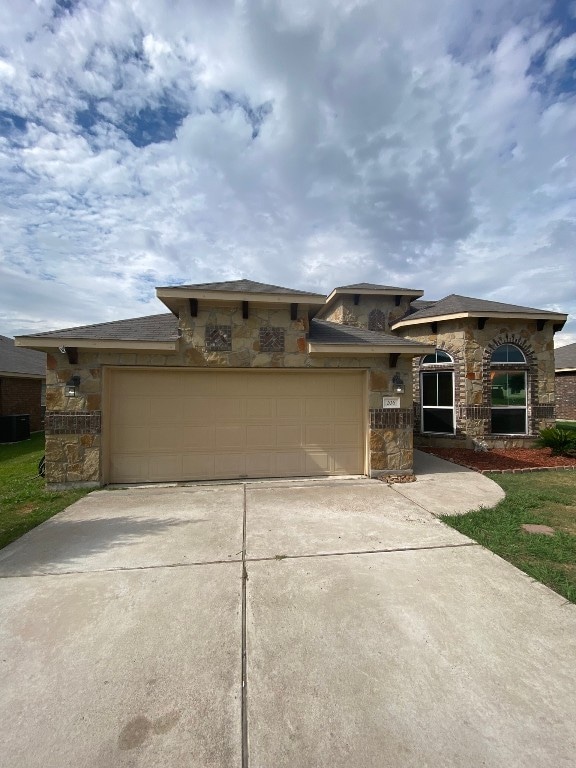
{"left": 0, "top": 335, "right": 46, "bottom": 376}
{"left": 158, "top": 279, "right": 323, "bottom": 297}
{"left": 335, "top": 282, "right": 421, "bottom": 292}
{"left": 309, "top": 320, "right": 427, "bottom": 346}
{"left": 555, "top": 342, "right": 576, "bottom": 370}
{"left": 20, "top": 314, "right": 179, "bottom": 342}
{"left": 398, "top": 294, "right": 564, "bottom": 322}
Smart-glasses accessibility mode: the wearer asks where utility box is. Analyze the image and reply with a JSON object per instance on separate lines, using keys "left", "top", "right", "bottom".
{"left": 0, "top": 414, "right": 31, "bottom": 443}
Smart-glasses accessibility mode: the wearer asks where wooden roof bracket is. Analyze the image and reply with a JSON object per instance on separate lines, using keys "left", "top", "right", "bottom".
{"left": 389, "top": 353, "right": 400, "bottom": 368}
{"left": 242, "top": 301, "right": 249, "bottom": 319}
{"left": 430, "top": 322, "right": 438, "bottom": 334}
{"left": 394, "top": 295, "right": 401, "bottom": 306}
{"left": 189, "top": 298, "right": 198, "bottom": 317}
{"left": 66, "top": 347, "right": 78, "bottom": 365}
{"left": 536, "top": 319, "right": 546, "bottom": 331}
{"left": 477, "top": 317, "right": 487, "bottom": 330}
{"left": 353, "top": 294, "right": 360, "bottom": 305}
{"left": 290, "top": 303, "right": 298, "bottom": 321}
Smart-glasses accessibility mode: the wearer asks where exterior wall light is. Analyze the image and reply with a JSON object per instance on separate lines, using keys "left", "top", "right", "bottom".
{"left": 392, "top": 373, "right": 405, "bottom": 394}
{"left": 65, "top": 375, "right": 81, "bottom": 397}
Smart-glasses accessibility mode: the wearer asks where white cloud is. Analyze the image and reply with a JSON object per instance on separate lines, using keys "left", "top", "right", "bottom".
{"left": 545, "top": 32, "right": 576, "bottom": 72}
{"left": 0, "top": 0, "right": 574, "bottom": 345}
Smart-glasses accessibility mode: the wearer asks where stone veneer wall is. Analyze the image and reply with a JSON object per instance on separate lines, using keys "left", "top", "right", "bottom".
{"left": 322, "top": 294, "right": 413, "bottom": 332}
{"left": 43, "top": 303, "right": 415, "bottom": 486}
{"left": 399, "top": 318, "right": 557, "bottom": 448}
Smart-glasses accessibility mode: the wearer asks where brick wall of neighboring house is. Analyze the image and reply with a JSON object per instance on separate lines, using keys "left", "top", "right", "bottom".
{"left": 399, "top": 317, "right": 557, "bottom": 449}
{"left": 43, "top": 303, "right": 417, "bottom": 487}
{"left": 555, "top": 372, "right": 576, "bottom": 420}
{"left": 0, "top": 376, "right": 44, "bottom": 432}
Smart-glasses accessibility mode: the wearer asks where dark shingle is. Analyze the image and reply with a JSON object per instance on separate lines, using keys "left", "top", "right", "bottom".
{"left": 555, "top": 343, "right": 576, "bottom": 370}
{"left": 19, "top": 314, "right": 179, "bottom": 342}
{"left": 336, "top": 282, "right": 421, "bottom": 293}
{"left": 398, "top": 294, "right": 565, "bottom": 321}
{"left": 309, "top": 320, "right": 429, "bottom": 347}
{"left": 0, "top": 336, "right": 46, "bottom": 376}
{"left": 158, "top": 279, "right": 323, "bottom": 297}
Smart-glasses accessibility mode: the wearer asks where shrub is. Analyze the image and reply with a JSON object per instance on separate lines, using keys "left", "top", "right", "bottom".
{"left": 537, "top": 428, "right": 576, "bottom": 456}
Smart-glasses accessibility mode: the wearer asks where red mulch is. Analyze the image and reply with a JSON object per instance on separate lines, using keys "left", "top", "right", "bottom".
{"left": 420, "top": 446, "right": 576, "bottom": 474}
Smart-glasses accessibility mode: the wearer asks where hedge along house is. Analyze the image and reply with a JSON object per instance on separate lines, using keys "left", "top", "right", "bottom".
{"left": 16, "top": 280, "right": 436, "bottom": 488}
{"left": 392, "top": 294, "right": 567, "bottom": 449}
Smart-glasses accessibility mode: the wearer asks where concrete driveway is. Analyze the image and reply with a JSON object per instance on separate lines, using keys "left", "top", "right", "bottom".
{"left": 0, "top": 454, "right": 575, "bottom": 767}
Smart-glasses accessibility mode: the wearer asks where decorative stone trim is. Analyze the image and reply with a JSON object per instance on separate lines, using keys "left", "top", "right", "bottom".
{"left": 457, "top": 405, "right": 491, "bottom": 420}
{"left": 45, "top": 411, "right": 101, "bottom": 435}
{"left": 532, "top": 404, "right": 555, "bottom": 419}
{"left": 205, "top": 325, "right": 232, "bottom": 351}
{"left": 368, "top": 309, "right": 387, "bottom": 332}
{"left": 370, "top": 408, "right": 413, "bottom": 428}
{"left": 259, "top": 327, "right": 285, "bottom": 352}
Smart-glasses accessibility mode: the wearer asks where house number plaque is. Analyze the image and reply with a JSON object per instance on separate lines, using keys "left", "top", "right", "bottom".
{"left": 382, "top": 397, "right": 401, "bottom": 409}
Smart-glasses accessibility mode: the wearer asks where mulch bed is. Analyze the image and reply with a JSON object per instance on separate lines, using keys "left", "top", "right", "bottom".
{"left": 419, "top": 446, "right": 576, "bottom": 474}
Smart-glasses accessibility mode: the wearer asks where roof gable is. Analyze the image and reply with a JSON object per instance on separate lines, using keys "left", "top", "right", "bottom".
{"left": 157, "top": 279, "right": 323, "bottom": 297}
{"left": 555, "top": 342, "right": 576, "bottom": 370}
{"left": 393, "top": 293, "right": 567, "bottom": 329}
{"left": 0, "top": 335, "right": 46, "bottom": 377}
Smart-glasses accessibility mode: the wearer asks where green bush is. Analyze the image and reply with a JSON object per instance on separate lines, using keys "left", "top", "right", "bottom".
{"left": 537, "top": 428, "right": 576, "bottom": 456}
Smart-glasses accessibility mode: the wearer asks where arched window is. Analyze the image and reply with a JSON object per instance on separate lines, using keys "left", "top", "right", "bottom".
{"left": 490, "top": 344, "right": 527, "bottom": 434}
{"left": 420, "top": 350, "right": 455, "bottom": 434}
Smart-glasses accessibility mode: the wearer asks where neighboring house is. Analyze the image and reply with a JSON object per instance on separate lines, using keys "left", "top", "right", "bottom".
{"left": 0, "top": 335, "right": 46, "bottom": 434}
{"left": 555, "top": 342, "right": 576, "bottom": 421}
{"left": 15, "top": 280, "right": 567, "bottom": 488}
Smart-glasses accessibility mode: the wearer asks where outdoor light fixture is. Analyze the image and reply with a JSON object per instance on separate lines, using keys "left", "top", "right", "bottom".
{"left": 392, "top": 373, "right": 405, "bottom": 395}
{"left": 65, "top": 375, "right": 81, "bottom": 397}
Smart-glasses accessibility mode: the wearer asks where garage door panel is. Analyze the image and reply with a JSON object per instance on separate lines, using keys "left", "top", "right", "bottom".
{"left": 108, "top": 370, "right": 364, "bottom": 483}
{"left": 112, "top": 397, "right": 150, "bottom": 425}
{"left": 148, "top": 455, "right": 184, "bottom": 482}
{"left": 111, "top": 426, "right": 149, "bottom": 452}
{"left": 246, "top": 425, "right": 276, "bottom": 449}
{"left": 271, "top": 452, "right": 304, "bottom": 476}
{"left": 305, "top": 399, "right": 332, "bottom": 419}
{"left": 334, "top": 423, "right": 363, "bottom": 445}
{"left": 148, "top": 397, "right": 184, "bottom": 423}
{"left": 305, "top": 452, "right": 330, "bottom": 473}
{"left": 305, "top": 424, "right": 333, "bottom": 446}
{"left": 214, "top": 399, "right": 244, "bottom": 422}
{"left": 275, "top": 399, "right": 303, "bottom": 419}
{"left": 182, "top": 398, "right": 215, "bottom": 422}
{"left": 276, "top": 425, "right": 301, "bottom": 447}
{"left": 334, "top": 397, "right": 361, "bottom": 418}
{"left": 245, "top": 453, "right": 274, "bottom": 476}
{"left": 182, "top": 453, "right": 215, "bottom": 477}
{"left": 215, "top": 454, "right": 246, "bottom": 477}
{"left": 247, "top": 398, "right": 273, "bottom": 418}
{"left": 182, "top": 426, "right": 215, "bottom": 450}
{"left": 215, "top": 425, "right": 244, "bottom": 449}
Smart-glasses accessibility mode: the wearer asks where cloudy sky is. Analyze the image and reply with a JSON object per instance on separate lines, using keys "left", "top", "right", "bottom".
{"left": 1, "top": 0, "right": 575, "bottom": 345}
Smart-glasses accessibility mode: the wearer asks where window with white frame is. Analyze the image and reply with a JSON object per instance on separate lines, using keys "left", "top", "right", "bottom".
{"left": 490, "top": 344, "right": 527, "bottom": 434}
{"left": 420, "top": 350, "right": 455, "bottom": 434}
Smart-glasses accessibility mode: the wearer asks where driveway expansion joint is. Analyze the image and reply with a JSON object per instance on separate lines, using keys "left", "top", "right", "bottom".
{"left": 245, "top": 541, "right": 479, "bottom": 563}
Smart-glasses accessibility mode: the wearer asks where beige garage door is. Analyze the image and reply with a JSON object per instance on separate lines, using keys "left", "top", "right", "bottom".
{"left": 107, "top": 369, "right": 365, "bottom": 483}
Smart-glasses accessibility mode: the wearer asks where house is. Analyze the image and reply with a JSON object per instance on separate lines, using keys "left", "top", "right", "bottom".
{"left": 555, "top": 343, "right": 576, "bottom": 421}
{"left": 0, "top": 335, "right": 46, "bottom": 437}
{"left": 15, "top": 280, "right": 567, "bottom": 488}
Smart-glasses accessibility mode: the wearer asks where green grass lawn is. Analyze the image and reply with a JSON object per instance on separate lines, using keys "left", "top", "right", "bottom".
{"left": 0, "top": 433, "right": 91, "bottom": 550}
{"left": 442, "top": 470, "right": 576, "bottom": 603}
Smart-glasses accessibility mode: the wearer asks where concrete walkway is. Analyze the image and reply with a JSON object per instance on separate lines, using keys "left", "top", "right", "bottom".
{"left": 0, "top": 457, "right": 574, "bottom": 767}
